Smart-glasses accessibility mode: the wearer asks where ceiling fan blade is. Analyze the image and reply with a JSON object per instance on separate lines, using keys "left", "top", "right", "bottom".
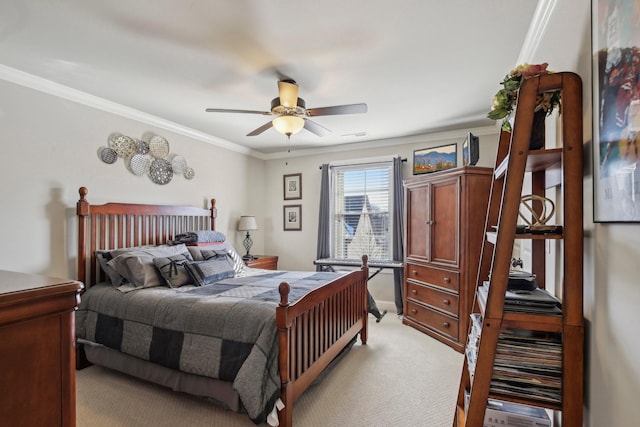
{"left": 247, "top": 121, "right": 274, "bottom": 136}
{"left": 303, "top": 118, "right": 332, "bottom": 137}
{"left": 206, "top": 108, "right": 272, "bottom": 115}
{"left": 306, "top": 103, "right": 368, "bottom": 116}
{"left": 277, "top": 80, "right": 299, "bottom": 108}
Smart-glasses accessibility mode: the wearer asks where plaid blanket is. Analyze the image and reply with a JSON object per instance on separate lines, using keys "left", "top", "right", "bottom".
{"left": 75, "top": 270, "right": 347, "bottom": 424}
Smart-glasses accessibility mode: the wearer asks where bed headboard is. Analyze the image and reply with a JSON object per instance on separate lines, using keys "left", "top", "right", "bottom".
{"left": 76, "top": 186, "right": 217, "bottom": 287}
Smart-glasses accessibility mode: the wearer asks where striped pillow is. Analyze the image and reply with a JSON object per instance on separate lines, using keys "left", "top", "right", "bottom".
{"left": 184, "top": 256, "right": 235, "bottom": 286}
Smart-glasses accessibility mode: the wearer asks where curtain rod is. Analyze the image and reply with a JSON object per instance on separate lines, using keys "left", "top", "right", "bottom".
{"left": 319, "top": 158, "right": 406, "bottom": 169}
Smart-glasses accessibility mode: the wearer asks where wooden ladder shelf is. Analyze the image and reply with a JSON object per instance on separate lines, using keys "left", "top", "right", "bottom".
{"left": 453, "top": 72, "right": 584, "bottom": 427}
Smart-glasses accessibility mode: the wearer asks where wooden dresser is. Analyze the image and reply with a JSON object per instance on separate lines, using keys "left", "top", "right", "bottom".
{"left": 245, "top": 255, "right": 279, "bottom": 270}
{"left": 403, "top": 167, "right": 492, "bottom": 352}
{"left": 0, "top": 270, "right": 84, "bottom": 426}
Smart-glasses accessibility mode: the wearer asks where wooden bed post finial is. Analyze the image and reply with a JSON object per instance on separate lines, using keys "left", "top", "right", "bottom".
{"left": 361, "top": 254, "right": 368, "bottom": 268}
{"left": 278, "top": 282, "right": 290, "bottom": 307}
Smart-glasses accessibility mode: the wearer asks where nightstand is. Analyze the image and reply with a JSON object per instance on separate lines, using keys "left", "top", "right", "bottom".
{"left": 244, "top": 255, "right": 278, "bottom": 270}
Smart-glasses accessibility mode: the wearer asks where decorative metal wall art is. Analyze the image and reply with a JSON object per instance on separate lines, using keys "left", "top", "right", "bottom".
{"left": 99, "top": 132, "right": 195, "bottom": 185}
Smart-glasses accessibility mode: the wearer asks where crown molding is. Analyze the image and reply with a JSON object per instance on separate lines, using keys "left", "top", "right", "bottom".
{"left": 0, "top": 64, "right": 262, "bottom": 157}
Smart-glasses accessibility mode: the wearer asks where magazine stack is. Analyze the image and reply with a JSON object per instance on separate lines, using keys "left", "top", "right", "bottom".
{"left": 490, "top": 328, "right": 563, "bottom": 404}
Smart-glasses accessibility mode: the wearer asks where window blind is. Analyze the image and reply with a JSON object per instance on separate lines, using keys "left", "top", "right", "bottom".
{"left": 330, "top": 161, "right": 393, "bottom": 260}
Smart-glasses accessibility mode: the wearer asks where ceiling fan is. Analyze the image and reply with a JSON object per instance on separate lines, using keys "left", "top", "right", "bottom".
{"left": 205, "top": 79, "right": 367, "bottom": 137}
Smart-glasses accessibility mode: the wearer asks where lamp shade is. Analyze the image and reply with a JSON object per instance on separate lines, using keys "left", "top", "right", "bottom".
{"left": 272, "top": 115, "right": 305, "bottom": 136}
{"left": 238, "top": 215, "right": 258, "bottom": 231}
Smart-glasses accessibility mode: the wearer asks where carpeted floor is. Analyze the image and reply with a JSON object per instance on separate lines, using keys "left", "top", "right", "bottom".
{"left": 76, "top": 302, "right": 463, "bottom": 427}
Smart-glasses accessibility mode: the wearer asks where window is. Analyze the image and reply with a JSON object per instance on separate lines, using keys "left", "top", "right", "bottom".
{"left": 330, "top": 161, "right": 394, "bottom": 261}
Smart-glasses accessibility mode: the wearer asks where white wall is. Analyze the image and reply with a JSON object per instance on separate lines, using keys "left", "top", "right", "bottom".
{"left": 262, "top": 130, "right": 498, "bottom": 304}
{"left": 0, "top": 79, "right": 265, "bottom": 279}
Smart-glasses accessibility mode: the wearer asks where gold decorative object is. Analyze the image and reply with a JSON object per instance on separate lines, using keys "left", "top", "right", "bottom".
{"left": 517, "top": 195, "right": 561, "bottom": 234}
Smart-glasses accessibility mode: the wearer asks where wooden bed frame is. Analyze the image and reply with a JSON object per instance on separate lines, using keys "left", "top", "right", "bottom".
{"left": 75, "top": 186, "right": 369, "bottom": 426}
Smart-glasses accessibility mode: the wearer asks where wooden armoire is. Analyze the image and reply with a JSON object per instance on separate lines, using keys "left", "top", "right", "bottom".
{"left": 403, "top": 166, "right": 492, "bottom": 351}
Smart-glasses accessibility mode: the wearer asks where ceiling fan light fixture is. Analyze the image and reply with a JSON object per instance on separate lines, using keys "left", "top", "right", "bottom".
{"left": 272, "top": 115, "right": 305, "bottom": 136}
{"left": 277, "top": 80, "right": 299, "bottom": 108}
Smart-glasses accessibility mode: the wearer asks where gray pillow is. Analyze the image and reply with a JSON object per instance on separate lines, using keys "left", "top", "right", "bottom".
{"left": 96, "top": 246, "right": 155, "bottom": 286}
{"left": 107, "top": 244, "right": 190, "bottom": 289}
{"left": 188, "top": 242, "right": 245, "bottom": 274}
{"left": 153, "top": 252, "right": 194, "bottom": 288}
{"left": 184, "top": 255, "right": 235, "bottom": 286}
{"left": 96, "top": 251, "right": 126, "bottom": 286}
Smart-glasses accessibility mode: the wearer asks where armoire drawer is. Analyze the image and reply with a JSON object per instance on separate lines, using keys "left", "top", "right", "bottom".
{"left": 405, "top": 300, "right": 458, "bottom": 340}
{"left": 406, "top": 263, "right": 459, "bottom": 292}
{"left": 406, "top": 281, "right": 459, "bottom": 317}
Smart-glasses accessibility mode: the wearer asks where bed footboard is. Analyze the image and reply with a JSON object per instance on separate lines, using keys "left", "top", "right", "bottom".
{"left": 276, "top": 255, "right": 369, "bottom": 427}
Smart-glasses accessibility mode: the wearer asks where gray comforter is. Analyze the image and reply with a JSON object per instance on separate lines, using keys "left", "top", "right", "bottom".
{"left": 76, "top": 270, "right": 347, "bottom": 424}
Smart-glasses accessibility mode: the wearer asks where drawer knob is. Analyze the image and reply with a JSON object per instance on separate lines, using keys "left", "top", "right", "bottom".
{"left": 442, "top": 322, "right": 450, "bottom": 328}
{"left": 443, "top": 299, "right": 450, "bottom": 305}
{"left": 443, "top": 277, "right": 451, "bottom": 283}
{"left": 411, "top": 289, "right": 417, "bottom": 295}
{"left": 412, "top": 270, "right": 418, "bottom": 276}
{"left": 411, "top": 309, "right": 417, "bottom": 314}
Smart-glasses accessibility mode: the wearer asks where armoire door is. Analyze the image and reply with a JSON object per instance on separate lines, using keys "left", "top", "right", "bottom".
{"left": 428, "top": 176, "right": 459, "bottom": 266}
{"left": 405, "top": 184, "right": 428, "bottom": 259}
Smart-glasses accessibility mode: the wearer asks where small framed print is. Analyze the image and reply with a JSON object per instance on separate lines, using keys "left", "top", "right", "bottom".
{"left": 283, "top": 173, "right": 302, "bottom": 200}
{"left": 283, "top": 205, "right": 302, "bottom": 231}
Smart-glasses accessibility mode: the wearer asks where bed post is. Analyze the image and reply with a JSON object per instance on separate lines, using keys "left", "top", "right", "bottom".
{"left": 361, "top": 254, "right": 369, "bottom": 345}
{"left": 76, "top": 187, "right": 89, "bottom": 286}
{"left": 76, "top": 187, "right": 92, "bottom": 370}
{"left": 277, "top": 282, "right": 293, "bottom": 427}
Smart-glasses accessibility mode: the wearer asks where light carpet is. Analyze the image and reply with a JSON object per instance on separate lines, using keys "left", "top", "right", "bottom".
{"left": 76, "top": 302, "right": 463, "bottom": 427}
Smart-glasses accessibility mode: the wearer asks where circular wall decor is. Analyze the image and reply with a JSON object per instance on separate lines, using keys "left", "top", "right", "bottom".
{"left": 184, "top": 167, "right": 195, "bottom": 180}
{"left": 149, "top": 135, "right": 170, "bottom": 159}
{"left": 171, "top": 155, "right": 187, "bottom": 175}
{"left": 129, "top": 154, "right": 150, "bottom": 176}
{"left": 111, "top": 135, "right": 136, "bottom": 158}
{"left": 135, "top": 139, "right": 150, "bottom": 155}
{"left": 149, "top": 158, "right": 173, "bottom": 185}
{"left": 100, "top": 147, "right": 118, "bottom": 164}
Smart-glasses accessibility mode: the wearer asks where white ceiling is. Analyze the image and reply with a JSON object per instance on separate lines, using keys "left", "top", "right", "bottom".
{"left": 0, "top": 0, "right": 542, "bottom": 156}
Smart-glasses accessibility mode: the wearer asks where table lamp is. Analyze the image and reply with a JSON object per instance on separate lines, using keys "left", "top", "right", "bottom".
{"left": 238, "top": 216, "right": 258, "bottom": 260}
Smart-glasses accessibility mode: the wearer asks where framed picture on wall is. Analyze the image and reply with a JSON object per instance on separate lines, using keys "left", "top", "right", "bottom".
{"left": 283, "top": 205, "right": 302, "bottom": 231}
{"left": 413, "top": 143, "right": 457, "bottom": 175}
{"left": 283, "top": 173, "right": 302, "bottom": 200}
{"left": 592, "top": 0, "right": 640, "bottom": 222}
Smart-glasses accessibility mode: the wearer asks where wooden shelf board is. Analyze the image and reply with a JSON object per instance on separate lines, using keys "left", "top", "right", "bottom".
{"left": 488, "top": 391, "right": 562, "bottom": 412}
{"left": 486, "top": 230, "right": 563, "bottom": 244}
{"left": 494, "top": 148, "right": 562, "bottom": 180}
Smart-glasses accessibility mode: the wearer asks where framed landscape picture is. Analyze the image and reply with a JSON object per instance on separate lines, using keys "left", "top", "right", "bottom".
{"left": 592, "top": 0, "right": 640, "bottom": 222}
{"left": 283, "top": 205, "right": 302, "bottom": 231}
{"left": 413, "top": 143, "right": 457, "bottom": 175}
